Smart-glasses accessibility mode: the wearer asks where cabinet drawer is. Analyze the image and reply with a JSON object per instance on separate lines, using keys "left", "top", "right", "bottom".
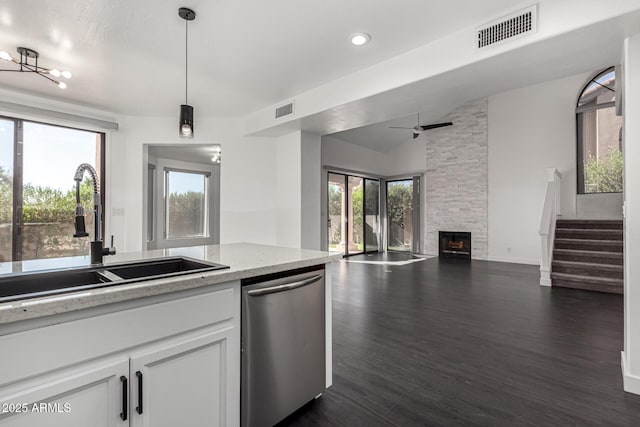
{"left": 0, "top": 282, "right": 238, "bottom": 386}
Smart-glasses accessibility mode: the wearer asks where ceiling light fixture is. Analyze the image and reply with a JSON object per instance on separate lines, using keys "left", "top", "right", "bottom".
{"left": 350, "top": 33, "right": 371, "bottom": 46}
{"left": 179, "top": 7, "right": 196, "bottom": 139}
{"left": 0, "top": 47, "right": 71, "bottom": 89}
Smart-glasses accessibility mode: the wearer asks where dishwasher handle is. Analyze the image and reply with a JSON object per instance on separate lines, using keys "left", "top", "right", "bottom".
{"left": 247, "top": 274, "right": 323, "bottom": 296}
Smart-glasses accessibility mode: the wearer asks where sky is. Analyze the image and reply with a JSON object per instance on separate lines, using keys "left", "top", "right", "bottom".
{"left": 0, "top": 118, "right": 207, "bottom": 197}
{"left": 1, "top": 119, "right": 99, "bottom": 192}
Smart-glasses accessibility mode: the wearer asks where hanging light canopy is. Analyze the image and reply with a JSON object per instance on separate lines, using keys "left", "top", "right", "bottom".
{"left": 0, "top": 47, "right": 72, "bottom": 89}
{"left": 179, "top": 7, "right": 196, "bottom": 138}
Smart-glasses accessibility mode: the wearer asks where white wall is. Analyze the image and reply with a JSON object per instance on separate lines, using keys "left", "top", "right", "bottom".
{"left": 274, "top": 131, "right": 302, "bottom": 248}
{"left": 386, "top": 138, "right": 427, "bottom": 177}
{"left": 112, "top": 116, "right": 280, "bottom": 252}
{"left": 301, "top": 132, "right": 322, "bottom": 250}
{"left": 321, "top": 136, "right": 388, "bottom": 176}
{"left": 487, "top": 73, "right": 589, "bottom": 264}
{"left": 622, "top": 34, "right": 640, "bottom": 396}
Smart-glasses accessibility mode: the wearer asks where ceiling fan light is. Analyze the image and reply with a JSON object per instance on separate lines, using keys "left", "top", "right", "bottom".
{"left": 179, "top": 104, "right": 194, "bottom": 138}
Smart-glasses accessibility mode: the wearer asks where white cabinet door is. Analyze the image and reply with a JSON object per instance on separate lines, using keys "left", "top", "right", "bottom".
{"left": 130, "top": 327, "right": 238, "bottom": 427}
{"left": 0, "top": 358, "right": 129, "bottom": 427}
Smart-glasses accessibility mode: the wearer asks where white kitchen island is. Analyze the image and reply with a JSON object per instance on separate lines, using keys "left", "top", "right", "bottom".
{"left": 0, "top": 243, "right": 339, "bottom": 427}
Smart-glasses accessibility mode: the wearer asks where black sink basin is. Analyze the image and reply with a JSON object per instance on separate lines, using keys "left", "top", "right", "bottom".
{"left": 0, "top": 270, "right": 113, "bottom": 302}
{"left": 0, "top": 257, "right": 228, "bottom": 303}
{"left": 106, "top": 257, "right": 223, "bottom": 280}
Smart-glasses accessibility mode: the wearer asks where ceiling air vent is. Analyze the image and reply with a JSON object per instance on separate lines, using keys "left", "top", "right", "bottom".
{"left": 275, "top": 101, "right": 294, "bottom": 119}
{"left": 477, "top": 5, "right": 537, "bottom": 49}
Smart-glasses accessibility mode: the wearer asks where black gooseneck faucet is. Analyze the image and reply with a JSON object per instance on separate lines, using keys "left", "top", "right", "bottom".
{"left": 73, "top": 163, "right": 116, "bottom": 264}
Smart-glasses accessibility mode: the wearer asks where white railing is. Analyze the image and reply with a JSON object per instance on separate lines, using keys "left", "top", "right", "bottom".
{"left": 539, "top": 168, "right": 562, "bottom": 286}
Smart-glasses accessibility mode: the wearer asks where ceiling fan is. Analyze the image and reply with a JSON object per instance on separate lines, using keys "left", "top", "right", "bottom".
{"left": 389, "top": 113, "right": 453, "bottom": 139}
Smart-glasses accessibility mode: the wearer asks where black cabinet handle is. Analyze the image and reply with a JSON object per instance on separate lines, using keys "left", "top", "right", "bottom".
{"left": 136, "top": 371, "right": 143, "bottom": 414}
{"left": 120, "top": 375, "right": 128, "bottom": 421}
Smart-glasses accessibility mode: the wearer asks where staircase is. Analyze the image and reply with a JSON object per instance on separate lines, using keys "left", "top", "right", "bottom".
{"left": 551, "top": 219, "right": 623, "bottom": 294}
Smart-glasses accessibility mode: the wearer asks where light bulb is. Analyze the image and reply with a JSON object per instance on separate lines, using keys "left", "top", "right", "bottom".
{"left": 180, "top": 124, "right": 192, "bottom": 136}
{"left": 57, "top": 81, "right": 67, "bottom": 89}
{"left": 0, "top": 51, "right": 12, "bottom": 61}
{"left": 49, "top": 68, "right": 61, "bottom": 77}
{"left": 61, "top": 70, "right": 72, "bottom": 79}
{"left": 350, "top": 33, "right": 371, "bottom": 46}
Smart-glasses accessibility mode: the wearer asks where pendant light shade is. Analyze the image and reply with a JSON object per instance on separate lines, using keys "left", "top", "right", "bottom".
{"left": 178, "top": 7, "right": 196, "bottom": 138}
{"left": 180, "top": 104, "right": 194, "bottom": 138}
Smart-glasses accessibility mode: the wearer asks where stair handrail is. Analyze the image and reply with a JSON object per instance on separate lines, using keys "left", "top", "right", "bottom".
{"left": 539, "top": 168, "right": 562, "bottom": 286}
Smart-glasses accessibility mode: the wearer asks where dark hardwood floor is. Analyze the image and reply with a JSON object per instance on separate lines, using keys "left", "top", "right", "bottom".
{"left": 279, "top": 255, "right": 640, "bottom": 426}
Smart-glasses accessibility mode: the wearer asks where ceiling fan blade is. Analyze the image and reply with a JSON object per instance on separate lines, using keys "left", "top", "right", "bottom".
{"left": 412, "top": 132, "right": 420, "bottom": 139}
{"left": 419, "top": 122, "right": 453, "bottom": 131}
{"left": 388, "top": 126, "right": 415, "bottom": 129}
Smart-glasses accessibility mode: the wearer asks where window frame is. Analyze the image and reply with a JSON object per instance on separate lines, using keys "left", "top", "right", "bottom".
{"left": 0, "top": 114, "right": 106, "bottom": 262}
{"left": 575, "top": 66, "right": 622, "bottom": 195}
{"left": 148, "top": 156, "right": 220, "bottom": 250}
{"left": 163, "top": 167, "right": 211, "bottom": 240}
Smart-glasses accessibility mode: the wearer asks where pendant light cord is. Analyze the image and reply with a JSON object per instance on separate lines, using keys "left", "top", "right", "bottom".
{"left": 185, "top": 19, "right": 188, "bottom": 105}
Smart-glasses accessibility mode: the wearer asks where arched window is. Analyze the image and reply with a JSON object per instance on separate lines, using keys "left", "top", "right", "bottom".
{"left": 576, "top": 67, "right": 623, "bottom": 194}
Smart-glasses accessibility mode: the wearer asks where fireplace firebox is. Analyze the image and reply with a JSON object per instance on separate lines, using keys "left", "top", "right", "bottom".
{"left": 439, "top": 231, "right": 471, "bottom": 259}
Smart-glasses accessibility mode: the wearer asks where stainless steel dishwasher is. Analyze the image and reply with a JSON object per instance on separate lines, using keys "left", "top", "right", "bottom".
{"left": 241, "top": 266, "right": 325, "bottom": 427}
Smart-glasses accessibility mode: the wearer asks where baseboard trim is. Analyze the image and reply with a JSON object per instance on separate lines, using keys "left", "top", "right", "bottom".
{"left": 621, "top": 351, "right": 640, "bottom": 395}
{"left": 486, "top": 255, "right": 540, "bottom": 266}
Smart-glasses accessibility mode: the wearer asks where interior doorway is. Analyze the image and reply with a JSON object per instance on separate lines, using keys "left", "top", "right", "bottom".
{"left": 327, "top": 172, "right": 380, "bottom": 256}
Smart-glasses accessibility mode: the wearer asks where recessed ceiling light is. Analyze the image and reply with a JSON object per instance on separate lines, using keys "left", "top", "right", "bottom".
{"left": 350, "top": 33, "right": 371, "bottom": 46}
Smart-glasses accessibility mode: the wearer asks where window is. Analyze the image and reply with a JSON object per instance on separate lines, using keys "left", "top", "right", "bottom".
{"left": 577, "top": 67, "right": 623, "bottom": 194}
{"left": 146, "top": 146, "right": 220, "bottom": 251}
{"left": 164, "top": 169, "right": 209, "bottom": 238}
{"left": 0, "top": 117, "right": 105, "bottom": 262}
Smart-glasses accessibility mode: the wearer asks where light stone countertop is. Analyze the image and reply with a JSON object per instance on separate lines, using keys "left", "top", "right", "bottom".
{"left": 0, "top": 243, "right": 341, "bottom": 324}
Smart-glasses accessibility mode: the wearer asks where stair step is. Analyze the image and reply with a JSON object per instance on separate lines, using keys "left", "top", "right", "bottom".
{"left": 552, "top": 260, "right": 623, "bottom": 279}
{"left": 553, "top": 249, "right": 623, "bottom": 265}
{"left": 556, "top": 219, "right": 623, "bottom": 230}
{"left": 555, "top": 228, "right": 623, "bottom": 241}
{"left": 554, "top": 238, "right": 624, "bottom": 252}
{"left": 551, "top": 272, "right": 623, "bottom": 294}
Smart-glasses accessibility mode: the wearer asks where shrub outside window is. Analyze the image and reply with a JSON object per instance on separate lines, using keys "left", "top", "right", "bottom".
{"left": 576, "top": 67, "right": 623, "bottom": 194}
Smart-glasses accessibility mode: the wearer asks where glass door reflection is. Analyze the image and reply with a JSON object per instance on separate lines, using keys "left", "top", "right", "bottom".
{"left": 327, "top": 173, "right": 345, "bottom": 254}
{"left": 364, "top": 179, "right": 380, "bottom": 253}
{"left": 327, "top": 172, "right": 379, "bottom": 256}
{"left": 347, "top": 176, "right": 363, "bottom": 255}
{"left": 386, "top": 179, "right": 413, "bottom": 252}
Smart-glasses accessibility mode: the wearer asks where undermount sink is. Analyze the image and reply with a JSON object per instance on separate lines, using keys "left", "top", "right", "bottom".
{"left": 0, "top": 257, "right": 229, "bottom": 303}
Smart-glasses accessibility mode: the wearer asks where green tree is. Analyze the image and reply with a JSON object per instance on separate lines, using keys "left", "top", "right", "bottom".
{"left": 584, "top": 149, "right": 623, "bottom": 193}
{"left": 352, "top": 185, "right": 363, "bottom": 246}
{"left": 387, "top": 183, "right": 413, "bottom": 249}
{"left": 0, "top": 166, "right": 11, "bottom": 224}
{"left": 168, "top": 191, "right": 205, "bottom": 236}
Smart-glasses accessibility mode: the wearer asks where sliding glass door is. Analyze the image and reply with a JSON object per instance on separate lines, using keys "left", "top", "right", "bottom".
{"left": 386, "top": 179, "right": 415, "bottom": 252}
{"left": 327, "top": 172, "right": 380, "bottom": 256}
{"left": 364, "top": 179, "right": 380, "bottom": 253}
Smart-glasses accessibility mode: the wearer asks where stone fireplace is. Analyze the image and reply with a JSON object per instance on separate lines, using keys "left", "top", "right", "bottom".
{"left": 439, "top": 231, "right": 471, "bottom": 259}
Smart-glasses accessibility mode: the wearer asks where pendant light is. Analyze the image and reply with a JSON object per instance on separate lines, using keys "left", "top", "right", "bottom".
{"left": 179, "top": 7, "right": 196, "bottom": 138}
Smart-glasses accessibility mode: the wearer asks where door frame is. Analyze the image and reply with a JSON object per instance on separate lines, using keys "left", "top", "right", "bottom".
{"left": 385, "top": 175, "right": 422, "bottom": 254}
{"left": 324, "top": 169, "right": 381, "bottom": 257}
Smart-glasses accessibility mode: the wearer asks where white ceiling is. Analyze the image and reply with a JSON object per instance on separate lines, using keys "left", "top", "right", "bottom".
{"left": 318, "top": 9, "right": 640, "bottom": 153}
{"left": 326, "top": 109, "right": 461, "bottom": 152}
{"left": 0, "top": 0, "right": 523, "bottom": 116}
